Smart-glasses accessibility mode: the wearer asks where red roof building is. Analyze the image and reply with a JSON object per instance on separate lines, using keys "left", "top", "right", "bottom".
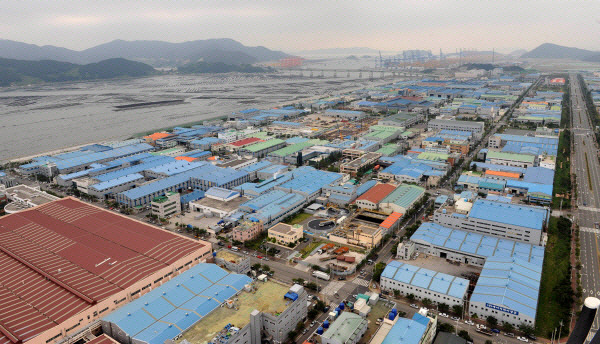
{"left": 229, "top": 137, "right": 263, "bottom": 148}
{"left": 354, "top": 184, "right": 397, "bottom": 210}
{"left": 0, "top": 198, "right": 211, "bottom": 344}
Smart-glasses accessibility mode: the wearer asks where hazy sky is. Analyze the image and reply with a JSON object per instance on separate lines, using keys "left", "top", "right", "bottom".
{"left": 2, "top": 0, "right": 600, "bottom": 53}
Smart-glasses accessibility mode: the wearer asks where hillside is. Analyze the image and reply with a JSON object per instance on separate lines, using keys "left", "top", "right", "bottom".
{"left": 522, "top": 43, "right": 598, "bottom": 60}
{"left": 178, "top": 61, "right": 272, "bottom": 74}
{"left": 0, "top": 57, "right": 155, "bottom": 86}
{"left": 0, "top": 38, "right": 288, "bottom": 67}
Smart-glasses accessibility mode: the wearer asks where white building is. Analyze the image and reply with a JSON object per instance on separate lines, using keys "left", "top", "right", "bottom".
{"left": 434, "top": 199, "right": 548, "bottom": 245}
{"left": 151, "top": 191, "right": 181, "bottom": 218}
{"left": 380, "top": 261, "right": 468, "bottom": 306}
{"left": 427, "top": 119, "right": 484, "bottom": 140}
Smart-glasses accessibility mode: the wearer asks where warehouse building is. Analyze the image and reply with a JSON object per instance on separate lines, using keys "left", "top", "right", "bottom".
{"left": 241, "top": 190, "right": 307, "bottom": 227}
{"left": 234, "top": 173, "right": 294, "bottom": 199}
{"left": 323, "top": 109, "right": 366, "bottom": 120}
{"left": 240, "top": 160, "right": 274, "bottom": 180}
{"left": 240, "top": 139, "right": 286, "bottom": 158}
{"left": 469, "top": 256, "right": 542, "bottom": 327}
{"left": 378, "top": 111, "right": 424, "bottom": 128}
{"left": 189, "top": 137, "right": 223, "bottom": 150}
{"left": 354, "top": 183, "right": 396, "bottom": 210}
{"left": 256, "top": 164, "right": 288, "bottom": 180}
{"left": 427, "top": 119, "right": 484, "bottom": 140}
{"left": 274, "top": 166, "right": 343, "bottom": 202}
{"left": 0, "top": 197, "right": 211, "bottom": 344}
{"left": 380, "top": 261, "right": 468, "bottom": 306}
{"left": 320, "top": 311, "right": 368, "bottom": 344}
{"left": 102, "top": 262, "right": 308, "bottom": 344}
{"left": 485, "top": 151, "right": 536, "bottom": 168}
{"left": 409, "top": 222, "right": 545, "bottom": 267}
{"left": 190, "top": 187, "right": 247, "bottom": 218}
{"left": 369, "top": 309, "right": 436, "bottom": 344}
{"left": 266, "top": 139, "right": 329, "bottom": 163}
{"left": 340, "top": 152, "right": 382, "bottom": 175}
{"left": 434, "top": 199, "right": 548, "bottom": 245}
{"left": 322, "top": 180, "right": 377, "bottom": 206}
{"left": 379, "top": 184, "right": 425, "bottom": 214}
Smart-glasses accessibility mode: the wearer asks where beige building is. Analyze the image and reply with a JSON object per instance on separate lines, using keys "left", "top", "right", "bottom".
{"left": 151, "top": 191, "right": 180, "bottom": 218}
{"left": 268, "top": 223, "right": 303, "bottom": 245}
{"left": 347, "top": 225, "right": 382, "bottom": 249}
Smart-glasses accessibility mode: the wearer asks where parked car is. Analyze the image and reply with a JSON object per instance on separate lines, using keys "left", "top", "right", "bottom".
{"left": 451, "top": 316, "right": 460, "bottom": 321}
{"left": 504, "top": 332, "right": 515, "bottom": 338}
{"left": 492, "top": 329, "right": 500, "bottom": 333}
{"left": 528, "top": 335, "right": 537, "bottom": 340}
{"left": 257, "top": 255, "right": 263, "bottom": 259}
{"left": 410, "top": 304, "right": 419, "bottom": 309}
{"left": 517, "top": 337, "right": 529, "bottom": 343}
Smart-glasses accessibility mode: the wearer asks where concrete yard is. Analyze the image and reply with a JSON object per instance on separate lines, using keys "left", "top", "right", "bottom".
{"left": 359, "top": 300, "right": 396, "bottom": 344}
{"left": 403, "top": 255, "right": 482, "bottom": 278}
{"left": 178, "top": 281, "right": 290, "bottom": 344}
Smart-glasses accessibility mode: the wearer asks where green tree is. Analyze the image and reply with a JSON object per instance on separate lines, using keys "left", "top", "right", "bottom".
{"left": 437, "top": 322, "right": 455, "bottom": 333}
{"left": 518, "top": 323, "right": 535, "bottom": 336}
{"left": 422, "top": 298, "right": 432, "bottom": 307}
{"left": 486, "top": 315, "right": 498, "bottom": 327}
{"left": 308, "top": 308, "right": 319, "bottom": 320}
{"left": 252, "top": 263, "right": 262, "bottom": 271}
{"left": 458, "top": 330, "right": 472, "bottom": 342}
{"left": 438, "top": 303, "right": 450, "bottom": 313}
{"left": 262, "top": 264, "right": 271, "bottom": 272}
{"left": 393, "top": 289, "right": 400, "bottom": 298}
{"left": 485, "top": 340, "right": 493, "bottom": 344}
{"left": 315, "top": 300, "right": 327, "bottom": 312}
{"left": 407, "top": 294, "right": 415, "bottom": 301}
{"left": 452, "top": 305, "right": 463, "bottom": 316}
{"left": 502, "top": 322, "right": 514, "bottom": 333}
{"left": 373, "top": 262, "right": 387, "bottom": 282}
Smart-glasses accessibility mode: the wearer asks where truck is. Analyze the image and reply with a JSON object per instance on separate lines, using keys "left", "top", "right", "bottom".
{"left": 313, "top": 271, "right": 331, "bottom": 281}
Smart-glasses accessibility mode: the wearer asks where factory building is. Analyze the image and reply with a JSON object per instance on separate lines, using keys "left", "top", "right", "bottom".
{"left": 378, "top": 111, "right": 424, "bottom": 128}
{"left": 409, "top": 222, "right": 545, "bottom": 267}
{"left": 434, "top": 199, "right": 548, "bottom": 245}
{"left": 485, "top": 151, "right": 536, "bottom": 168}
{"left": 379, "top": 184, "right": 425, "bottom": 215}
{"left": 240, "top": 139, "right": 286, "bottom": 158}
{"left": 0, "top": 197, "right": 211, "bottom": 344}
{"left": 190, "top": 187, "right": 248, "bottom": 218}
{"left": 354, "top": 183, "right": 396, "bottom": 210}
{"left": 320, "top": 312, "right": 368, "bottom": 344}
{"left": 380, "top": 261, "right": 468, "bottom": 306}
{"left": 240, "top": 190, "right": 307, "bottom": 227}
{"left": 340, "top": 152, "right": 382, "bottom": 176}
{"left": 322, "top": 180, "right": 377, "bottom": 206}
{"left": 323, "top": 109, "right": 367, "bottom": 120}
{"left": 369, "top": 309, "right": 436, "bottom": 344}
{"left": 427, "top": 119, "right": 484, "bottom": 140}
{"left": 274, "top": 166, "right": 343, "bottom": 202}
{"left": 469, "top": 256, "right": 542, "bottom": 327}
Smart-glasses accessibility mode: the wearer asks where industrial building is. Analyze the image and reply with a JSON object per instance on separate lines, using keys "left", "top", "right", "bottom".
{"left": 0, "top": 197, "right": 211, "bottom": 344}
{"left": 1, "top": 184, "right": 60, "bottom": 213}
{"left": 190, "top": 187, "right": 247, "bottom": 218}
{"left": 434, "top": 198, "right": 549, "bottom": 245}
{"left": 409, "top": 222, "right": 545, "bottom": 267}
{"left": 340, "top": 152, "right": 382, "bottom": 176}
{"left": 322, "top": 180, "right": 377, "bottom": 206}
{"left": 379, "top": 184, "right": 425, "bottom": 214}
{"left": 151, "top": 191, "right": 181, "bottom": 218}
{"left": 320, "top": 311, "right": 368, "bottom": 344}
{"left": 274, "top": 166, "right": 343, "bottom": 202}
{"left": 214, "top": 250, "right": 251, "bottom": 274}
{"left": 354, "top": 183, "right": 396, "bottom": 210}
{"left": 240, "top": 139, "right": 286, "bottom": 158}
{"left": 380, "top": 261, "right": 468, "bottom": 306}
{"left": 485, "top": 151, "right": 536, "bottom": 168}
{"left": 323, "top": 109, "right": 366, "bottom": 120}
{"left": 378, "top": 111, "right": 424, "bottom": 128}
{"left": 369, "top": 309, "right": 436, "bottom": 344}
{"left": 469, "top": 256, "right": 542, "bottom": 327}
{"left": 427, "top": 119, "right": 484, "bottom": 140}
{"left": 268, "top": 223, "right": 303, "bottom": 245}
{"left": 240, "top": 189, "right": 307, "bottom": 227}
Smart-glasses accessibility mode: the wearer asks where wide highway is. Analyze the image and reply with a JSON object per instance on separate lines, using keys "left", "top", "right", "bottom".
{"left": 570, "top": 73, "right": 600, "bottom": 338}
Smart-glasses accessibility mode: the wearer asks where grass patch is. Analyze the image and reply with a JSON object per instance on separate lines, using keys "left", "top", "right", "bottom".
{"left": 535, "top": 216, "right": 573, "bottom": 338}
{"left": 283, "top": 212, "right": 312, "bottom": 225}
{"left": 300, "top": 240, "right": 323, "bottom": 258}
{"left": 552, "top": 130, "right": 571, "bottom": 209}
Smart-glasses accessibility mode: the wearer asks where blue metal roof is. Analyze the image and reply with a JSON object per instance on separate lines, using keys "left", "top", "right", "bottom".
{"left": 89, "top": 173, "right": 144, "bottom": 192}
{"left": 278, "top": 166, "right": 342, "bottom": 196}
{"left": 470, "top": 256, "right": 542, "bottom": 319}
{"left": 469, "top": 199, "right": 548, "bottom": 230}
{"left": 523, "top": 167, "right": 555, "bottom": 185}
{"left": 382, "top": 261, "right": 468, "bottom": 299}
{"left": 356, "top": 180, "right": 377, "bottom": 196}
{"left": 55, "top": 143, "right": 154, "bottom": 170}
{"left": 381, "top": 315, "right": 427, "bottom": 344}
{"left": 469, "top": 162, "right": 526, "bottom": 174}
{"left": 205, "top": 187, "right": 240, "bottom": 200}
{"left": 180, "top": 189, "right": 205, "bottom": 204}
{"left": 94, "top": 156, "right": 173, "bottom": 182}
{"left": 410, "top": 222, "right": 544, "bottom": 266}
{"left": 102, "top": 263, "right": 252, "bottom": 344}
{"left": 240, "top": 160, "right": 274, "bottom": 173}
{"left": 147, "top": 160, "right": 208, "bottom": 176}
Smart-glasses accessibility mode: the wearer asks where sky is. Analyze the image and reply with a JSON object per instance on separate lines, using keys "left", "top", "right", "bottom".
{"left": 2, "top": 0, "right": 600, "bottom": 54}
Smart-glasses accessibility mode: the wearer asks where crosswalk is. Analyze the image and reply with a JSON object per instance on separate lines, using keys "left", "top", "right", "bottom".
{"left": 579, "top": 206, "right": 600, "bottom": 212}
{"left": 353, "top": 278, "right": 370, "bottom": 287}
{"left": 321, "top": 281, "right": 344, "bottom": 296}
{"left": 581, "top": 227, "right": 600, "bottom": 234}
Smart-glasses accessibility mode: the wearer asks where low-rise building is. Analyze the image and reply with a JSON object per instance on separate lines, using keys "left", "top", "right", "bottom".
{"left": 354, "top": 183, "right": 396, "bottom": 210}
{"left": 320, "top": 311, "right": 368, "bottom": 344}
{"left": 268, "top": 223, "right": 303, "bottom": 246}
{"left": 1, "top": 184, "right": 60, "bottom": 214}
{"left": 469, "top": 256, "right": 541, "bottom": 327}
{"left": 190, "top": 187, "right": 248, "bottom": 218}
{"left": 485, "top": 151, "right": 536, "bottom": 168}
{"left": 427, "top": 119, "right": 484, "bottom": 140}
{"left": 380, "top": 260, "right": 468, "bottom": 306}
{"left": 151, "top": 191, "right": 181, "bottom": 218}
{"left": 369, "top": 309, "right": 436, "bottom": 344}
{"left": 341, "top": 152, "right": 382, "bottom": 176}
{"left": 232, "top": 220, "right": 264, "bottom": 242}
{"left": 379, "top": 184, "right": 425, "bottom": 215}
{"left": 214, "top": 249, "right": 250, "bottom": 274}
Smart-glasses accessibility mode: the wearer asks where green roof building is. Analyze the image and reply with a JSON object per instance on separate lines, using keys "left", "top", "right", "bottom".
{"left": 321, "top": 312, "right": 368, "bottom": 344}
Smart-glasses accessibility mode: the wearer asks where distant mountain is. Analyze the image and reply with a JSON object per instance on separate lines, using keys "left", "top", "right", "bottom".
{"left": 521, "top": 43, "right": 599, "bottom": 60}
{"left": 0, "top": 57, "right": 155, "bottom": 86}
{"left": 297, "top": 47, "right": 387, "bottom": 56}
{"left": 178, "top": 61, "right": 272, "bottom": 74}
{"left": 507, "top": 49, "right": 528, "bottom": 57}
{"left": 0, "top": 38, "right": 288, "bottom": 67}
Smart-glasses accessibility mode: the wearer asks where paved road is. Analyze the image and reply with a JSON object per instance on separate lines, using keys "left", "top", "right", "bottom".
{"left": 569, "top": 73, "right": 600, "bottom": 338}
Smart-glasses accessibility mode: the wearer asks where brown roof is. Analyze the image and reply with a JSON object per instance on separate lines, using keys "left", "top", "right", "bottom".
{"left": 355, "top": 183, "right": 396, "bottom": 204}
{"left": 0, "top": 198, "right": 206, "bottom": 344}
{"left": 85, "top": 335, "right": 120, "bottom": 344}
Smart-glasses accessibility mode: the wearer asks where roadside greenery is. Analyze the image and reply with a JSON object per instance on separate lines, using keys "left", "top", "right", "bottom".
{"left": 536, "top": 216, "right": 573, "bottom": 338}
{"left": 552, "top": 130, "right": 571, "bottom": 209}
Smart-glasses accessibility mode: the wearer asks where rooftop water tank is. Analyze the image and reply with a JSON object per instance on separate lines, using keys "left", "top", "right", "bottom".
{"left": 339, "top": 302, "right": 345, "bottom": 310}
{"left": 317, "top": 327, "right": 324, "bottom": 335}
{"left": 323, "top": 320, "right": 330, "bottom": 328}
{"left": 388, "top": 312, "right": 396, "bottom": 320}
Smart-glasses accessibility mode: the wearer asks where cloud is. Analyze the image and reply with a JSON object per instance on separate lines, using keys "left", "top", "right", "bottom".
{"left": 49, "top": 15, "right": 105, "bottom": 26}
